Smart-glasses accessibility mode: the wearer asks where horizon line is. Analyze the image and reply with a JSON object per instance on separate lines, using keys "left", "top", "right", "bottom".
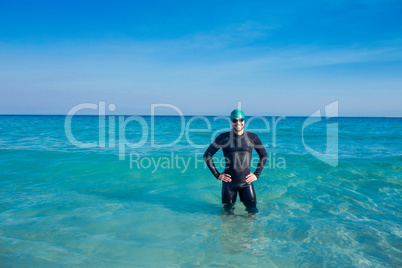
{"left": 0, "top": 113, "right": 401, "bottom": 118}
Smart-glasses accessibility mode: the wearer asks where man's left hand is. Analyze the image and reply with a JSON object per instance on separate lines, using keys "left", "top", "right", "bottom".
{"left": 245, "top": 173, "right": 257, "bottom": 184}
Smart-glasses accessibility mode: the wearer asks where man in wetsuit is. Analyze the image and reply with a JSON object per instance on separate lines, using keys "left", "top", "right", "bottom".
{"left": 204, "top": 109, "right": 268, "bottom": 214}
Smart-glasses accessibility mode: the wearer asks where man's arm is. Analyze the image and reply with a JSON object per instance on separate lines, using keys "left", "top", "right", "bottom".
{"left": 203, "top": 142, "right": 221, "bottom": 179}
{"left": 253, "top": 134, "right": 267, "bottom": 178}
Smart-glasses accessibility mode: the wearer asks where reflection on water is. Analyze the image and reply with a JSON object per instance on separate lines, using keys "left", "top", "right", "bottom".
{"left": 217, "top": 211, "right": 261, "bottom": 255}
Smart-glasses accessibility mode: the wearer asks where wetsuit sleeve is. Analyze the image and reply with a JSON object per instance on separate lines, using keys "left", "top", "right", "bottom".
{"left": 253, "top": 134, "right": 267, "bottom": 178}
{"left": 203, "top": 135, "right": 224, "bottom": 179}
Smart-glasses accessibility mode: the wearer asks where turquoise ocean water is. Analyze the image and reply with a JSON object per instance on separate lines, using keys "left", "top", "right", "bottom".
{"left": 0, "top": 115, "right": 401, "bottom": 267}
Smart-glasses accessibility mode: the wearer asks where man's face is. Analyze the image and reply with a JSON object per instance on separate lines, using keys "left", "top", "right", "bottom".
{"left": 232, "top": 118, "right": 245, "bottom": 132}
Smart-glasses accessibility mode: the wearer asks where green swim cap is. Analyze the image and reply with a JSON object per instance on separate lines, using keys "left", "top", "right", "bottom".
{"left": 230, "top": 109, "right": 245, "bottom": 120}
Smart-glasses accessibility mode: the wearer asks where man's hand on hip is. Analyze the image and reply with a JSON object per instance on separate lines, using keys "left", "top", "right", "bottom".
{"left": 245, "top": 173, "right": 257, "bottom": 184}
{"left": 218, "top": 173, "right": 232, "bottom": 182}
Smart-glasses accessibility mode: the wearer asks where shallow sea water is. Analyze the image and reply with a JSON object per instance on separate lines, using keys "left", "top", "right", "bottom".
{"left": 0, "top": 115, "right": 401, "bottom": 267}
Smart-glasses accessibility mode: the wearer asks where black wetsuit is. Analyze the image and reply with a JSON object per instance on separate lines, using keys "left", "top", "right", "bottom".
{"left": 204, "top": 130, "right": 267, "bottom": 213}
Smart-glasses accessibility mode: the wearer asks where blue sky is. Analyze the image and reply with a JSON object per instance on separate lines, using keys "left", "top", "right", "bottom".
{"left": 1, "top": 0, "right": 401, "bottom": 116}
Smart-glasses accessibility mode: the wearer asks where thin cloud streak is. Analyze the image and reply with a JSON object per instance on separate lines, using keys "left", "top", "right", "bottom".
{"left": 1, "top": 39, "right": 402, "bottom": 87}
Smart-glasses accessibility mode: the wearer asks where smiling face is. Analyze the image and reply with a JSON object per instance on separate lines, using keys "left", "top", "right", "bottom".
{"left": 231, "top": 118, "right": 245, "bottom": 133}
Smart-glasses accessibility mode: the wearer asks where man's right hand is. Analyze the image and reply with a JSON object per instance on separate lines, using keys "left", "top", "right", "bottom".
{"left": 218, "top": 173, "right": 232, "bottom": 182}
